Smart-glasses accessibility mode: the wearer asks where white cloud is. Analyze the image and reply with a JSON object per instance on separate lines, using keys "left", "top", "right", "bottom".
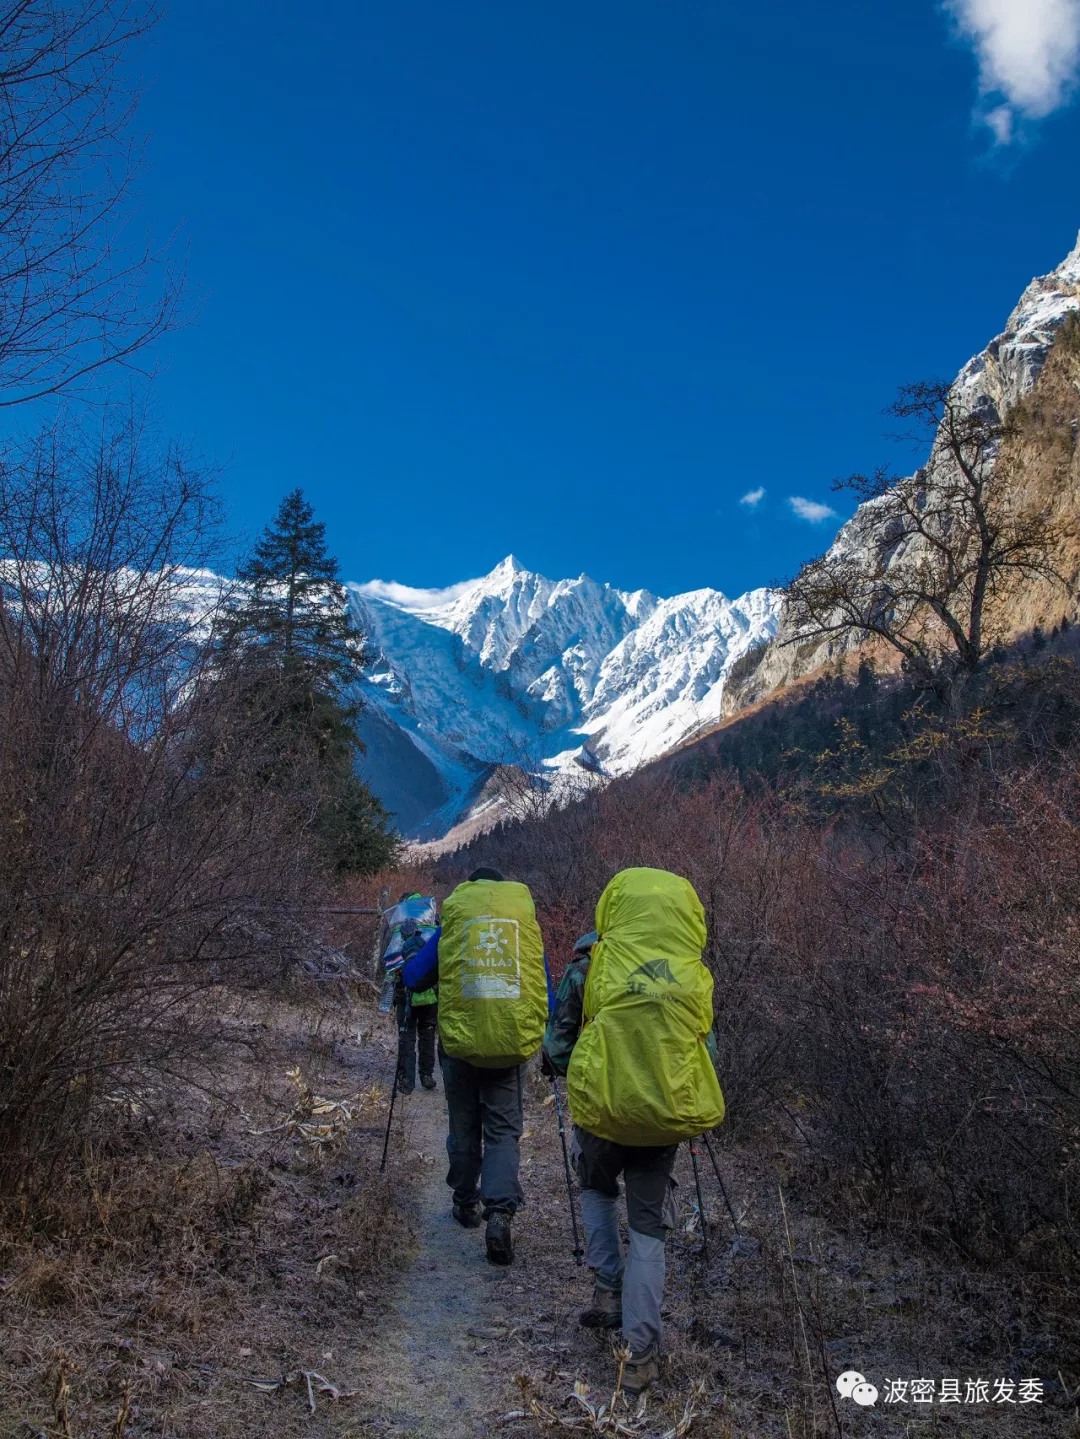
{"left": 946, "top": 0, "right": 1080, "bottom": 142}
{"left": 788, "top": 496, "right": 837, "bottom": 524}
{"left": 351, "top": 577, "right": 480, "bottom": 611}
{"left": 739, "top": 486, "right": 766, "bottom": 508}
{"left": 985, "top": 102, "right": 1014, "bottom": 142}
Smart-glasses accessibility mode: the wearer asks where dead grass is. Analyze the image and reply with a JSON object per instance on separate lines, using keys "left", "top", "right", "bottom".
{"left": 0, "top": 985, "right": 417, "bottom": 1439}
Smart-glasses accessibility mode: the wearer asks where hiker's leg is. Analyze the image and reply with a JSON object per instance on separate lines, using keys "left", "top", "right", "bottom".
{"left": 416, "top": 1004, "right": 437, "bottom": 1082}
{"left": 477, "top": 1063, "right": 525, "bottom": 1214}
{"left": 579, "top": 1189, "right": 623, "bottom": 1293}
{"left": 406, "top": 1010, "right": 421, "bottom": 1090}
{"left": 393, "top": 993, "right": 416, "bottom": 1090}
{"left": 440, "top": 1053, "right": 482, "bottom": 1204}
{"left": 622, "top": 1229, "right": 665, "bottom": 1356}
{"left": 621, "top": 1145, "right": 678, "bottom": 1354}
{"left": 575, "top": 1128, "right": 625, "bottom": 1294}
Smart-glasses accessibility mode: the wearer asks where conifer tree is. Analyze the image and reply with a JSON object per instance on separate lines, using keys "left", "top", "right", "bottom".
{"left": 220, "top": 490, "right": 397, "bottom": 874}
{"left": 227, "top": 488, "right": 367, "bottom": 701}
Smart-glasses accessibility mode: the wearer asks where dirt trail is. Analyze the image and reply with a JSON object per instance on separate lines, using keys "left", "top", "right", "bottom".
{"left": 370, "top": 1085, "right": 525, "bottom": 1438}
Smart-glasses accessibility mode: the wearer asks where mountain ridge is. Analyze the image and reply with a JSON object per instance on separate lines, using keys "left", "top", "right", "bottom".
{"left": 348, "top": 561, "right": 780, "bottom": 836}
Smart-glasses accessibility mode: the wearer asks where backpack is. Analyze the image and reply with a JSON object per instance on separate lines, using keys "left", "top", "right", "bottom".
{"left": 567, "top": 868, "right": 725, "bottom": 1146}
{"left": 378, "top": 894, "right": 438, "bottom": 1012}
{"left": 382, "top": 894, "right": 438, "bottom": 969}
{"left": 397, "top": 928, "right": 438, "bottom": 1007}
{"left": 437, "top": 878, "right": 547, "bottom": 1068}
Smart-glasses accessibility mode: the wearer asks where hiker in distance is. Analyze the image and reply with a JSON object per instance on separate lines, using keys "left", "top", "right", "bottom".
{"left": 394, "top": 919, "right": 438, "bottom": 1093}
{"left": 380, "top": 893, "right": 440, "bottom": 1095}
{"left": 542, "top": 867, "right": 725, "bottom": 1396}
{"left": 403, "top": 866, "right": 552, "bottom": 1265}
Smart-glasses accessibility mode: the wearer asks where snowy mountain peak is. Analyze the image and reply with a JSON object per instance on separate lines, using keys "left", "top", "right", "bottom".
{"left": 349, "top": 559, "right": 781, "bottom": 836}
{"left": 354, "top": 555, "right": 539, "bottom": 617}
{"left": 1056, "top": 231, "right": 1080, "bottom": 283}
{"left": 489, "top": 553, "right": 526, "bottom": 578}
{"left": 956, "top": 233, "right": 1080, "bottom": 409}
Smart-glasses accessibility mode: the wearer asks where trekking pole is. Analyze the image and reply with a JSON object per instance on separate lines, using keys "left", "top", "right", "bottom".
{"left": 379, "top": 990, "right": 410, "bottom": 1174}
{"left": 688, "top": 1138, "right": 709, "bottom": 1261}
{"left": 379, "top": 1067, "right": 399, "bottom": 1174}
{"left": 702, "top": 1131, "right": 741, "bottom": 1235}
{"left": 551, "top": 1077, "right": 584, "bottom": 1264}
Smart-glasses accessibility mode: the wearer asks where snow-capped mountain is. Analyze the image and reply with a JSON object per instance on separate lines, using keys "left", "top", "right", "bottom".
{"left": 723, "top": 231, "right": 1080, "bottom": 717}
{"left": 348, "top": 558, "right": 780, "bottom": 836}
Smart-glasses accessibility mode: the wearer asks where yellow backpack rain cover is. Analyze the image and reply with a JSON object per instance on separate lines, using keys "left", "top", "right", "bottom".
{"left": 437, "top": 879, "right": 548, "bottom": 1068}
{"left": 567, "top": 868, "right": 725, "bottom": 1145}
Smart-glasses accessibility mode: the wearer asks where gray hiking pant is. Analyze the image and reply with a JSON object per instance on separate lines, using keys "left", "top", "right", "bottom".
{"left": 575, "top": 1127, "right": 678, "bottom": 1355}
{"left": 439, "top": 1052, "right": 525, "bottom": 1216}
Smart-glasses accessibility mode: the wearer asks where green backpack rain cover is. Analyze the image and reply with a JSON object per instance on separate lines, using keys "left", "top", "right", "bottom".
{"left": 437, "top": 879, "right": 547, "bottom": 1068}
{"left": 567, "top": 867, "right": 725, "bottom": 1146}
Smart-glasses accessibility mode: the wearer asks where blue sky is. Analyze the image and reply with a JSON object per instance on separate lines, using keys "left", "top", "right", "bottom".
{"left": 134, "top": 0, "right": 1080, "bottom": 600}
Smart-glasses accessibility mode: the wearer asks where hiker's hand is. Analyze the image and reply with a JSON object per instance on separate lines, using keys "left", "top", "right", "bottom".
{"left": 540, "top": 1049, "right": 556, "bottom": 1078}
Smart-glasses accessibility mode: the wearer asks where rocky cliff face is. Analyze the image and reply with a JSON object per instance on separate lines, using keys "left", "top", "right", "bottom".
{"left": 723, "top": 235, "right": 1080, "bottom": 718}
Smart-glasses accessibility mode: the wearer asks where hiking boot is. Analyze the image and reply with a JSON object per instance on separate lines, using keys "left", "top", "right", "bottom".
{"left": 620, "top": 1345, "right": 659, "bottom": 1396}
{"left": 420, "top": 1072, "right": 437, "bottom": 1090}
{"left": 485, "top": 1210, "right": 514, "bottom": 1265}
{"left": 579, "top": 1286, "right": 622, "bottom": 1329}
{"left": 452, "top": 1199, "right": 483, "bottom": 1229}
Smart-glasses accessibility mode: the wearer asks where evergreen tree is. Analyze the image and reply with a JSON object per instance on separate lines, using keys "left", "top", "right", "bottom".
{"left": 226, "top": 488, "right": 367, "bottom": 701}
{"left": 220, "top": 489, "right": 397, "bottom": 874}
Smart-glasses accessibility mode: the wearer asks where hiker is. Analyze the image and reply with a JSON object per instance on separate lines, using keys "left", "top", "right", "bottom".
{"left": 542, "top": 868, "right": 725, "bottom": 1396}
{"left": 394, "top": 922, "right": 438, "bottom": 1093}
{"left": 403, "top": 866, "right": 551, "bottom": 1265}
{"left": 380, "top": 893, "right": 440, "bottom": 1094}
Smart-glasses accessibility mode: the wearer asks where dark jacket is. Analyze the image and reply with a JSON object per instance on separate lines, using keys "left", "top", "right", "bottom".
{"left": 542, "top": 952, "right": 590, "bottom": 1076}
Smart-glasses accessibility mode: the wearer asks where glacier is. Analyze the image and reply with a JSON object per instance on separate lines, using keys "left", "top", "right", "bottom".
{"left": 347, "top": 556, "right": 780, "bottom": 837}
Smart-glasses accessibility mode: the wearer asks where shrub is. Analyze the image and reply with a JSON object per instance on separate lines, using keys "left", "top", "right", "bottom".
{"left": 447, "top": 733, "right": 1080, "bottom": 1279}
{"left": 0, "top": 417, "right": 323, "bottom": 1191}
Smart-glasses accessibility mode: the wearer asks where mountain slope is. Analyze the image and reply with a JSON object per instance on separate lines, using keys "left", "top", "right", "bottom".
{"left": 348, "top": 559, "right": 780, "bottom": 836}
{"left": 723, "top": 232, "right": 1080, "bottom": 717}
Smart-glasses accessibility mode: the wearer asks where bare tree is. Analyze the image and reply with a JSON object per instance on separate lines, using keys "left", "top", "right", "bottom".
{"left": 0, "top": 0, "right": 182, "bottom": 406}
{"left": 785, "top": 380, "right": 1062, "bottom": 701}
{"left": 0, "top": 414, "right": 323, "bottom": 1189}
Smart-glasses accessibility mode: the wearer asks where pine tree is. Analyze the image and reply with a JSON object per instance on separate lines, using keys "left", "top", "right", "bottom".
{"left": 226, "top": 489, "right": 367, "bottom": 700}
{"left": 220, "top": 489, "right": 398, "bottom": 874}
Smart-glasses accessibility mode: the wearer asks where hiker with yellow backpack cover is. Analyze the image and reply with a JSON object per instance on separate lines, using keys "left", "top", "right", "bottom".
{"left": 542, "top": 867, "right": 725, "bottom": 1396}
{"left": 403, "top": 866, "right": 552, "bottom": 1265}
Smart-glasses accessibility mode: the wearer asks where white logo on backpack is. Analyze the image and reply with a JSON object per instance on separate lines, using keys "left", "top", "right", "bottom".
{"left": 461, "top": 918, "right": 521, "bottom": 999}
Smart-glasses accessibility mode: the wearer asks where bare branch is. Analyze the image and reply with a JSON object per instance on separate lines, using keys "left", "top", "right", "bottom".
{"left": 0, "top": 1, "right": 184, "bottom": 406}
{"left": 785, "top": 379, "right": 1065, "bottom": 702}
